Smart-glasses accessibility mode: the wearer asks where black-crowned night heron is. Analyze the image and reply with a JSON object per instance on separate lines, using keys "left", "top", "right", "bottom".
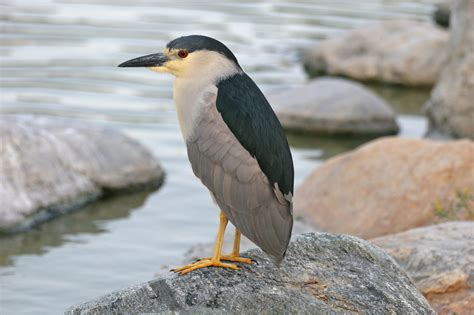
{"left": 119, "top": 35, "right": 294, "bottom": 275}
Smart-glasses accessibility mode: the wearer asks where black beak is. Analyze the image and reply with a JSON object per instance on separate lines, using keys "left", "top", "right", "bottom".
{"left": 118, "top": 53, "right": 168, "bottom": 68}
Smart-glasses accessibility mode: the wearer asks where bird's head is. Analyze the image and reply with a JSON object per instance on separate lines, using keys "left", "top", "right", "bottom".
{"left": 119, "top": 35, "right": 241, "bottom": 79}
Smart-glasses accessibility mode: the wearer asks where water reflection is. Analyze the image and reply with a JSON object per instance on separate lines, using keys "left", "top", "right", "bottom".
{"left": 0, "top": 192, "right": 151, "bottom": 266}
{"left": 287, "top": 132, "right": 376, "bottom": 160}
{"left": 366, "top": 83, "right": 432, "bottom": 115}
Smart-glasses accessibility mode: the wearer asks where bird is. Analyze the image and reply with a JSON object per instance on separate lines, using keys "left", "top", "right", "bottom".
{"left": 119, "top": 35, "right": 294, "bottom": 275}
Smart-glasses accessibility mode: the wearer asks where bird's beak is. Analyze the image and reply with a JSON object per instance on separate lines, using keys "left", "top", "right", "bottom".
{"left": 118, "top": 53, "right": 169, "bottom": 68}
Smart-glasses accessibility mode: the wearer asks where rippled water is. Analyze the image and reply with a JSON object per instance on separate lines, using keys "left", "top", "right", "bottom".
{"left": 1, "top": 1, "right": 435, "bottom": 314}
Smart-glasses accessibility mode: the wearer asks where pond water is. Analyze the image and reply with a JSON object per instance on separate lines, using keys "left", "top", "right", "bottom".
{"left": 0, "top": 0, "right": 435, "bottom": 314}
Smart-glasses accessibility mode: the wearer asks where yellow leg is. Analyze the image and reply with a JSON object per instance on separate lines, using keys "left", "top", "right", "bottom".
{"left": 171, "top": 211, "right": 239, "bottom": 275}
{"left": 220, "top": 229, "right": 252, "bottom": 264}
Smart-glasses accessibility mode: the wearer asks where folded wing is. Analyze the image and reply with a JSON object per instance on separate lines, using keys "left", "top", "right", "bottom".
{"left": 186, "top": 88, "right": 293, "bottom": 260}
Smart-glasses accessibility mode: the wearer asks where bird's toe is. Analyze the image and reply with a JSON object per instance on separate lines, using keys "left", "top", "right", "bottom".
{"left": 220, "top": 255, "right": 253, "bottom": 264}
{"left": 171, "top": 258, "right": 240, "bottom": 275}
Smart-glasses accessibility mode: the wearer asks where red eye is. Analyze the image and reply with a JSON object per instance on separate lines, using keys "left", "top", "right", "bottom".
{"left": 178, "top": 50, "right": 188, "bottom": 58}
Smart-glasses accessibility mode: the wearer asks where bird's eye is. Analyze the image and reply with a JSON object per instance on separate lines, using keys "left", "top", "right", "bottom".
{"left": 177, "top": 50, "right": 188, "bottom": 58}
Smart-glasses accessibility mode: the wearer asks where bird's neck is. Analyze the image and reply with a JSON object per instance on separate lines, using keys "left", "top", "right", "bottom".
{"left": 173, "top": 54, "right": 242, "bottom": 141}
{"left": 173, "top": 78, "right": 217, "bottom": 141}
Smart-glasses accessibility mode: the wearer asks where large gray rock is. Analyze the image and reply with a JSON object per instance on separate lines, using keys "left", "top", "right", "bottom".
{"left": 424, "top": 0, "right": 474, "bottom": 139}
{"left": 0, "top": 115, "right": 164, "bottom": 234}
{"left": 269, "top": 77, "right": 399, "bottom": 135}
{"left": 303, "top": 20, "right": 449, "bottom": 86}
{"left": 67, "top": 233, "right": 434, "bottom": 314}
{"left": 372, "top": 222, "right": 474, "bottom": 315}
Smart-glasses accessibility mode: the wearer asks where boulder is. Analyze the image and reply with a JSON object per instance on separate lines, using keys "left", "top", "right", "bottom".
{"left": 294, "top": 137, "right": 474, "bottom": 239}
{"left": 303, "top": 20, "right": 449, "bottom": 86}
{"left": 372, "top": 222, "right": 474, "bottom": 315}
{"left": 424, "top": 0, "right": 474, "bottom": 139}
{"left": 66, "top": 233, "right": 434, "bottom": 314}
{"left": 0, "top": 115, "right": 165, "bottom": 234}
{"left": 268, "top": 77, "right": 399, "bottom": 135}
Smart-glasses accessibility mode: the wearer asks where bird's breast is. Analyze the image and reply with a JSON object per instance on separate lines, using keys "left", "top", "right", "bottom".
{"left": 173, "top": 79, "right": 218, "bottom": 141}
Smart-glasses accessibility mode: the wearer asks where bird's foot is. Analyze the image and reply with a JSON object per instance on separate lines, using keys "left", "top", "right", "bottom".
{"left": 219, "top": 255, "right": 252, "bottom": 264}
{"left": 200, "top": 254, "right": 252, "bottom": 264}
{"left": 171, "top": 258, "right": 239, "bottom": 275}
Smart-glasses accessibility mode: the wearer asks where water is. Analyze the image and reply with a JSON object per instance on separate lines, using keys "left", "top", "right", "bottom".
{"left": 0, "top": 1, "right": 435, "bottom": 313}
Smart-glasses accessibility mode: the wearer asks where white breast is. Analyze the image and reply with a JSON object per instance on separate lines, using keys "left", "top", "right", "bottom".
{"left": 173, "top": 79, "right": 217, "bottom": 140}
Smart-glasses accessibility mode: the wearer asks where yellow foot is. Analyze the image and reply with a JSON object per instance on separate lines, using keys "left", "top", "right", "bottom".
{"left": 171, "top": 258, "right": 239, "bottom": 275}
{"left": 202, "top": 255, "right": 252, "bottom": 264}
{"left": 220, "top": 255, "right": 252, "bottom": 264}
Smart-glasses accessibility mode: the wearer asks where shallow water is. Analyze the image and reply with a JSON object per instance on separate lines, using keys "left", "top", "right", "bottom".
{"left": 0, "top": 1, "right": 435, "bottom": 313}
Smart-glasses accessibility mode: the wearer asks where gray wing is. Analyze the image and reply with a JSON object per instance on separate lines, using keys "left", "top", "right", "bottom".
{"left": 186, "top": 91, "right": 293, "bottom": 261}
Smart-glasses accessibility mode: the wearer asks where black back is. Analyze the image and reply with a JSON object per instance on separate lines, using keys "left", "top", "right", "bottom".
{"left": 167, "top": 35, "right": 241, "bottom": 68}
{"left": 216, "top": 73, "right": 294, "bottom": 197}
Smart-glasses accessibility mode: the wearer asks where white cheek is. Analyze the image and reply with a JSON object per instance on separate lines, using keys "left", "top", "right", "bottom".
{"left": 148, "top": 66, "right": 170, "bottom": 73}
{"left": 163, "top": 59, "right": 184, "bottom": 75}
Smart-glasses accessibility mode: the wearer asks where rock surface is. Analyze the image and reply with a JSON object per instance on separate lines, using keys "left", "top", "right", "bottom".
{"left": 372, "top": 222, "right": 474, "bottom": 315}
{"left": 424, "top": 0, "right": 474, "bottom": 139}
{"left": 268, "top": 77, "right": 399, "bottom": 135}
{"left": 0, "top": 115, "right": 165, "bottom": 234}
{"left": 303, "top": 19, "right": 449, "bottom": 86}
{"left": 67, "top": 233, "right": 434, "bottom": 314}
{"left": 294, "top": 137, "right": 474, "bottom": 239}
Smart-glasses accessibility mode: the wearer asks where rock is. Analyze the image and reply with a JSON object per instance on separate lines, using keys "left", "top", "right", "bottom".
{"left": 371, "top": 222, "right": 474, "bottom": 315}
{"left": 303, "top": 20, "right": 449, "bottom": 86}
{"left": 66, "top": 233, "right": 434, "bottom": 314}
{"left": 0, "top": 115, "right": 165, "bottom": 234}
{"left": 294, "top": 137, "right": 474, "bottom": 239}
{"left": 424, "top": 0, "right": 474, "bottom": 139}
{"left": 268, "top": 77, "right": 399, "bottom": 135}
{"left": 434, "top": 2, "right": 450, "bottom": 28}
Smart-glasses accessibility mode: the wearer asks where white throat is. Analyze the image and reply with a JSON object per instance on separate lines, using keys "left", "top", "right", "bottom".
{"left": 173, "top": 51, "right": 241, "bottom": 140}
